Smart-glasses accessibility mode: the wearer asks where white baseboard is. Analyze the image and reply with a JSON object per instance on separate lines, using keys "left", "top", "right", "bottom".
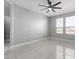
{"left": 5, "top": 37, "right": 49, "bottom": 52}
{"left": 5, "top": 37, "right": 74, "bottom": 52}
{"left": 50, "top": 37, "right": 75, "bottom": 43}
{"left": 12, "top": 37, "right": 48, "bottom": 48}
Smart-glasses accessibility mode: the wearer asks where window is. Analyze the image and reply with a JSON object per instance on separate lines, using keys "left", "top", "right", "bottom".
{"left": 65, "top": 16, "right": 75, "bottom": 34}
{"left": 56, "top": 16, "right": 75, "bottom": 35}
{"left": 56, "top": 18, "right": 63, "bottom": 34}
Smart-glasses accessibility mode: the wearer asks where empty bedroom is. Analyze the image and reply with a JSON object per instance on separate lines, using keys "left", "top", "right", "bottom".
{"left": 4, "top": 0, "right": 75, "bottom": 59}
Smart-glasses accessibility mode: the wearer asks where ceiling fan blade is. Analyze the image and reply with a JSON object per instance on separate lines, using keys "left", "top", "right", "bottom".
{"left": 53, "top": 7, "right": 62, "bottom": 9}
{"left": 51, "top": 8, "right": 55, "bottom": 12}
{"left": 47, "top": 10, "right": 49, "bottom": 13}
{"left": 40, "top": 7, "right": 49, "bottom": 11}
{"left": 47, "top": 0, "right": 50, "bottom": 4}
{"left": 47, "top": 0, "right": 51, "bottom": 5}
{"left": 38, "top": 4, "right": 48, "bottom": 7}
{"left": 53, "top": 2, "right": 61, "bottom": 6}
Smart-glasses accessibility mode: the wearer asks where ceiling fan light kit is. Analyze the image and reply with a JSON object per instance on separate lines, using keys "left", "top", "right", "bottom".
{"left": 49, "top": 8, "right": 51, "bottom": 10}
{"left": 38, "top": 0, "right": 62, "bottom": 13}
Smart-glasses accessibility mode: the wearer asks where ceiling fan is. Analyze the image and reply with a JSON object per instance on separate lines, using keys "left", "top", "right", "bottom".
{"left": 38, "top": 0, "right": 62, "bottom": 13}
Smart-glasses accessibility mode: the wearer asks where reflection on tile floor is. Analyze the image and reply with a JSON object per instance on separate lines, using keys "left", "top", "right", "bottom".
{"left": 56, "top": 45, "right": 74, "bottom": 59}
{"left": 5, "top": 39, "right": 75, "bottom": 59}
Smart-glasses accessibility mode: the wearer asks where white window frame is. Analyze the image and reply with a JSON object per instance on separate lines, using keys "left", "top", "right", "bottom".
{"left": 56, "top": 18, "right": 64, "bottom": 34}
{"left": 56, "top": 16, "right": 75, "bottom": 35}
{"left": 65, "top": 16, "right": 75, "bottom": 35}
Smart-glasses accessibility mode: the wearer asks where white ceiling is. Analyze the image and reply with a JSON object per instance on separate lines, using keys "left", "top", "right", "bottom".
{"left": 8, "top": 0, "right": 75, "bottom": 16}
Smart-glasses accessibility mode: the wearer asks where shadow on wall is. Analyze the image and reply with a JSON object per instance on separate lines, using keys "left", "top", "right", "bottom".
{"left": 4, "top": 0, "right": 11, "bottom": 43}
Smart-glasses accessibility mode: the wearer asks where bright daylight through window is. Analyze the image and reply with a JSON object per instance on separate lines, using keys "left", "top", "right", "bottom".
{"left": 56, "top": 18, "right": 63, "bottom": 34}
{"left": 56, "top": 16, "right": 75, "bottom": 35}
{"left": 65, "top": 16, "right": 75, "bottom": 34}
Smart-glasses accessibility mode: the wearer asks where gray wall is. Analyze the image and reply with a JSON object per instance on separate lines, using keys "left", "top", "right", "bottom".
{"left": 49, "top": 12, "right": 75, "bottom": 41}
{"left": 12, "top": 5, "right": 49, "bottom": 45}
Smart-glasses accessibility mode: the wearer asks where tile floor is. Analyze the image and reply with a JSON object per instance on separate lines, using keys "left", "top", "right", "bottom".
{"left": 4, "top": 39, "right": 10, "bottom": 51}
{"left": 5, "top": 39, "right": 75, "bottom": 59}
